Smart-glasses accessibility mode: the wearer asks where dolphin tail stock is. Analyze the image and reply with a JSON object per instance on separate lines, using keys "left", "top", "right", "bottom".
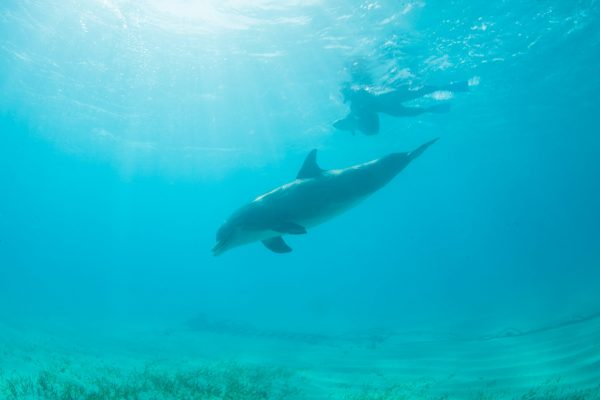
{"left": 407, "top": 138, "right": 439, "bottom": 161}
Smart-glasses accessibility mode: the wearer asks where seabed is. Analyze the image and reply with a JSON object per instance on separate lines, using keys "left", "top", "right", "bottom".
{"left": 1, "top": 314, "right": 599, "bottom": 399}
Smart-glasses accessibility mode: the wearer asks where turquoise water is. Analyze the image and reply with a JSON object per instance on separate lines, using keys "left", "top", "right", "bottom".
{"left": 1, "top": 1, "right": 600, "bottom": 398}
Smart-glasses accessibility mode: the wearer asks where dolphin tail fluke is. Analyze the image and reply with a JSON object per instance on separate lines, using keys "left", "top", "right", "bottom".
{"left": 408, "top": 138, "right": 439, "bottom": 161}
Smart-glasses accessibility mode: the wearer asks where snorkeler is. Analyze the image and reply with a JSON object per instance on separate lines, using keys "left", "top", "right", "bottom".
{"left": 333, "top": 80, "right": 471, "bottom": 136}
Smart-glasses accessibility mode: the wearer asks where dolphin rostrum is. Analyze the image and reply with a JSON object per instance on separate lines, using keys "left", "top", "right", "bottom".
{"left": 213, "top": 138, "right": 438, "bottom": 255}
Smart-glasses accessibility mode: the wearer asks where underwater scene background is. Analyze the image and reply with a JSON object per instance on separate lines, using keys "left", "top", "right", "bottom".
{"left": 1, "top": 0, "right": 600, "bottom": 398}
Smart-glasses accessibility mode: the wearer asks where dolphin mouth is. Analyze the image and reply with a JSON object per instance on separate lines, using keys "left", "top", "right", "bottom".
{"left": 212, "top": 239, "right": 229, "bottom": 256}
{"left": 333, "top": 117, "right": 352, "bottom": 131}
{"left": 333, "top": 119, "right": 344, "bottom": 130}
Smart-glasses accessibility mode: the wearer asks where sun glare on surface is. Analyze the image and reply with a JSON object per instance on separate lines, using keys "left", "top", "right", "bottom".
{"left": 139, "top": 0, "right": 319, "bottom": 32}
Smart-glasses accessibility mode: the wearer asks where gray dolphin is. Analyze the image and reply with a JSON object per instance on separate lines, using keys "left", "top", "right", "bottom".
{"left": 213, "top": 138, "right": 438, "bottom": 255}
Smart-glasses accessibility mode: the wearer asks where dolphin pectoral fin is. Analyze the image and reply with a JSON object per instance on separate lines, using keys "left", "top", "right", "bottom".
{"left": 296, "top": 149, "right": 323, "bottom": 180}
{"left": 273, "top": 221, "right": 307, "bottom": 235}
{"left": 262, "top": 236, "right": 292, "bottom": 253}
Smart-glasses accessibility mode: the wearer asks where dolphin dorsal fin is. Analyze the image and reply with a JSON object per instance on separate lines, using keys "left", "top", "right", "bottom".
{"left": 296, "top": 149, "right": 323, "bottom": 180}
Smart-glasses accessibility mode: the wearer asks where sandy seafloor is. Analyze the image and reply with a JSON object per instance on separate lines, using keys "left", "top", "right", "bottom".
{"left": 2, "top": 315, "right": 599, "bottom": 399}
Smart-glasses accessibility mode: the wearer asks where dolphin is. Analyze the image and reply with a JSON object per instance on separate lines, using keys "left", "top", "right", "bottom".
{"left": 213, "top": 138, "right": 438, "bottom": 255}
